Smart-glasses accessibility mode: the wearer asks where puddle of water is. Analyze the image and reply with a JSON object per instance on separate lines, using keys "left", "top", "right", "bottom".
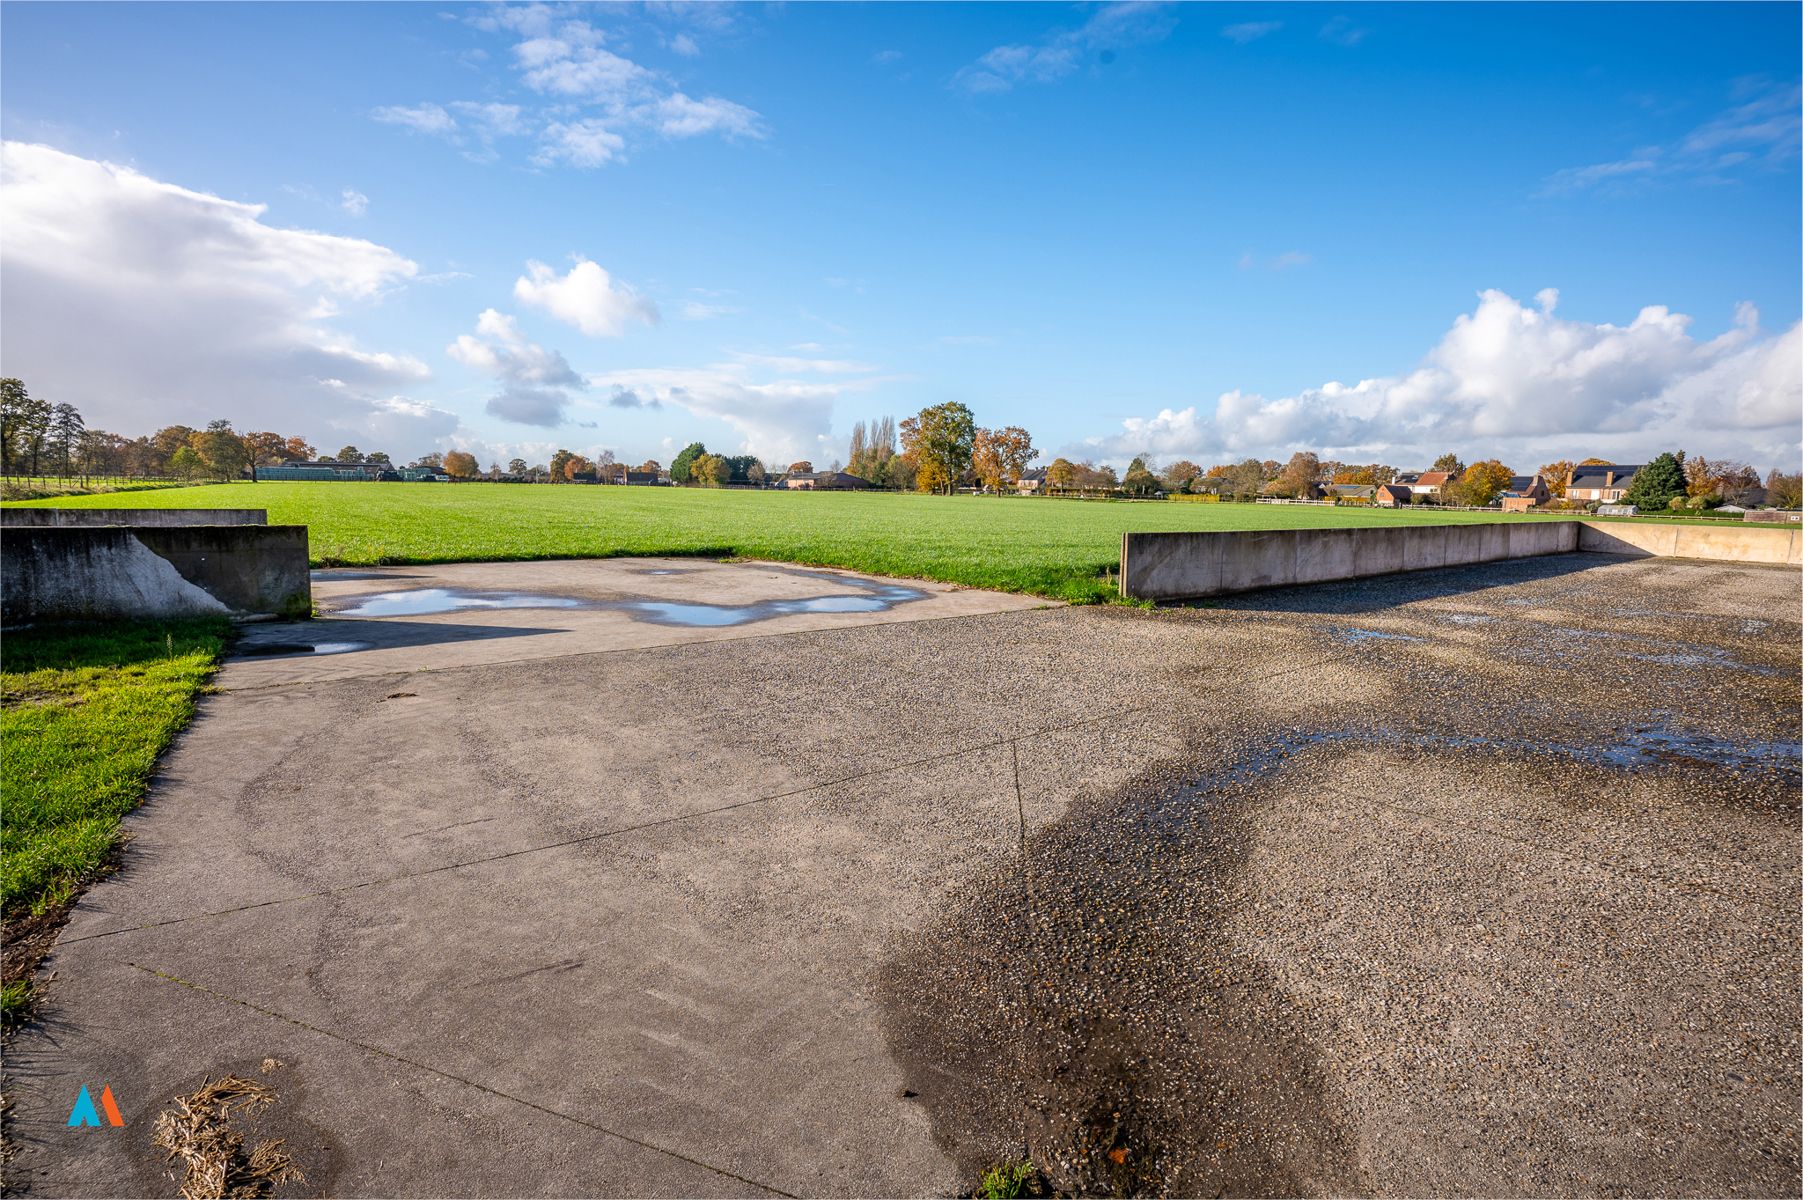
{"left": 618, "top": 578, "right": 926, "bottom": 627}
{"left": 334, "top": 588, "right": 581, "bottom": 617}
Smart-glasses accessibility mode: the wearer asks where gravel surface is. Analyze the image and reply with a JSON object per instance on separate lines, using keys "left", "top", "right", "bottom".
{"left": 878, "top": 555, "right": 1799, "bottom": 1196}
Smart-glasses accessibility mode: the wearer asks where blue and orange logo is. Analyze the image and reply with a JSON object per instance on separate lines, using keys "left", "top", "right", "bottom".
{"left": 66, "top": 1085, "right": 125, "bottom": 1128}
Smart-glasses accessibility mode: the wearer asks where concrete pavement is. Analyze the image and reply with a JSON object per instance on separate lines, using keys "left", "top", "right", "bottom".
{"left": 4, "top": 554, "right": 1798, "bottom": 1196}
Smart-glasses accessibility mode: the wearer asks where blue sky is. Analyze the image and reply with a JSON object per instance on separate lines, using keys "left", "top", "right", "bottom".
{"left": 3, "top": 2, "right": 1798, "bottom": 471}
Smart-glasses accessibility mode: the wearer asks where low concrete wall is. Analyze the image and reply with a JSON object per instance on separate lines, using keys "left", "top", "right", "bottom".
{"left": 0, "top": 508, "right": 266, "bottom": 527}
{"left": 2, "top": 525, "right": 310, "bottom": 622}
{"left": 1120, "top": 520, "right": 1798, "bottom": 600}
{"left": 1121, "top": 523, "right": 1579, "bottom": 600}
{"left": 1578, "top": 521, "right": 1801, "bottom": 565}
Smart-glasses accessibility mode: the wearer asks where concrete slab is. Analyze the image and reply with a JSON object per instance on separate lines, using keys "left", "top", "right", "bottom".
{"left": 227, "top": 558, "right": 1052, "bottom": 686}
{"left": 7, "top": 554, "right": 1798, "bottom": 1197}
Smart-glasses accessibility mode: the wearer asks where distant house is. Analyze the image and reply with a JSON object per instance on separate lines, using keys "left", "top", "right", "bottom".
{"left": 399, "top": 465, "right": 447, "bottom": 482}
{"left": 1567, "top": 464, "right": 1642, "bottom": 503}
{"left": 1017, "top": 468, "right": 1049, "bottom": 494}
{"left": 622, "top": 471, "right": 664, "bottom": 486}
{"left": 783, "top": 471, "right": 872, "bottom": 491}
{"left": 1411, "top": 470, "right": 1456, "bottom": 497}
{"left": 1375, "top": 483, "right": 1413, "bottom": 507}
{"left": 1393, "top": 471, "right": 1423, "bottom": 487}
{"left": 1500, "top": 474, "right": 1551, "bottom": 510}
{"left": 1326, "top": 483, "right": 1376, "bottom": 502}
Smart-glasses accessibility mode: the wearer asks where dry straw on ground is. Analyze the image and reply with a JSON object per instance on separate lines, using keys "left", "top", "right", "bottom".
{"left": 150, "top": 1074, "right": 303, "bottom": 1199}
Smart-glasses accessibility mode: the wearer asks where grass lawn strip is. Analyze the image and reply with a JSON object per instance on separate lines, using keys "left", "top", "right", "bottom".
{"left": 1, "top": 618, "right": 227, "bottom": 1026}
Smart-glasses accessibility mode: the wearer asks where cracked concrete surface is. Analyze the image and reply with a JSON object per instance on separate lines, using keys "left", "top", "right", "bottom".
{"left": 4, "top": 554, "right": 1798, "bottom": 1197}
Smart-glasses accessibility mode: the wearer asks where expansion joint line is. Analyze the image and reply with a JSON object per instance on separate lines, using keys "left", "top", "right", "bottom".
{"left": 126, "top": 963, "right": 797, "bottom": 1199}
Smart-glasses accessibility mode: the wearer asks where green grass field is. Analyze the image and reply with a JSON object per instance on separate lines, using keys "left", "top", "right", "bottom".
{"left": 4, "top": 481, "right": 1611, "bottom": 603}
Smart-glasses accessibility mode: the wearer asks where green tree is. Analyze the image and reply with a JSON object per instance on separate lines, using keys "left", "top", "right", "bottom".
{"left": 48, "top": 402, "right": 85, "bottom": 476}
{"left": 899, "top": 402, "right": 976, "bottom": 494}
{"left": 546, "top": 448, "right": 575, "bottom": 482}
{"left": 168, "top": 445, "right": 204, "bottom": 480}
{"left": 1, "top": 378, "right": 50, "bottom": 476}
{"left": 1431, "top": 452, "right": 1466, "bottom": 476}
{"left": 334, "top": 445, "right": 364, "bottom": 463}
{"left": 691, "top": 452, "right": 731, "bottom": 487}
{"left": 1121, "top": 456, "right": 1161, "bottom": 495}
{"left": 193, "top": 428, "right": 247, "bottom": 480}
{"left": 670, "top": 441, "right": 707, "bottom": 484}
{"left": 1622, "top": 451, "right": 1689, "bottom": 511}
{"left": 1448, "top": 459, "right": 1513, "bottom": 506}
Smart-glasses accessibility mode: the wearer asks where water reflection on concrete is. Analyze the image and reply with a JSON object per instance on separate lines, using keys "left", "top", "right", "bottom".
{"left": 334, "top": 589, "right": 582, "bottom": 617}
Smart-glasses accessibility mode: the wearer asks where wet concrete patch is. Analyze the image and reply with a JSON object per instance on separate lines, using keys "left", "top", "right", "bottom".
{"left": 878, "top": 737, "right": 1361, "bottom": 1197}
{"left": 331, "top": 588, "right": 583, "bottom": 617}
{"left": 615, "top": 575, "right": 926, "bottom": 628}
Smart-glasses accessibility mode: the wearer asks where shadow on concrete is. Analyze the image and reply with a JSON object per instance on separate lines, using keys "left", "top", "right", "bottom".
{"left": 1193, "top": 552, "right": 1612, "bottom": 615}
{"left": 231, "top": 618, "right": 570, "bottom": 657}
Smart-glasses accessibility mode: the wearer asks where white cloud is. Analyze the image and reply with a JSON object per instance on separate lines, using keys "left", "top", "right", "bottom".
{"left": 378, "top": 12, "right": 767, "bottom": 170}
{"left": 1221, "top": 21, "right": 1281, "bottom": 44}
{"left": 954, "top": 1, "right": 1177, "bottom": 92}
{"left": 1318, "top": 16, "right": 1367, "bottom": 47}
{"left": 1238, "top": 249, "right": 1312, "bottom": 271}
{"left": 1540, "top": 80, "right": 1801, "bottom": 195}
{"left": 654, "top": 93, "right": 765, "bottom": 139}
{"left": 340, "top": 188, "right": 368, "bottom": 216}
{"left": 586, "top": 357, "right": 891, "bottom": 464}
{"left": 680, "top": 300, "right": 739, "bottom": 320}
{"left": 512, "top": 258, "right": 657, "bottom": 337}
{"left": 1083, "top": 289, "right": 1802, "bottom": 470}
{"left": 372, "top": 102, "right": 458, "bottom": 135}
{"left": 447, "top": 307, "right": 586, "bottom": 427}
{"left": 0, "top": 141, "right": 451, "bottom": 451}
{"left": 534, "top": 119, "right": 628, "bottom": 168}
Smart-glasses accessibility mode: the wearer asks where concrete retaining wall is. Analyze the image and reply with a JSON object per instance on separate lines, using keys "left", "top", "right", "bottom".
{"left": 0, "top": 508, "right": 266, "bottom": 527}
{"left": 2, "top": 525, "right": 310, "bottom": 622}
{"left": 1120, "top": 520, "right": 1797, "bottom": 601}
{"left": 1577, "top": 521, "right": 1801, "bottom": 565}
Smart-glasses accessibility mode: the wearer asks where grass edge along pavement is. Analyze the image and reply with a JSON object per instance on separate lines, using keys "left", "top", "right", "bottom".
{"left": 1, "top": 618, "right": 228, "bottom": 1029}
{"left": 0, "top": 480, "right": 1709, "bottom": 605}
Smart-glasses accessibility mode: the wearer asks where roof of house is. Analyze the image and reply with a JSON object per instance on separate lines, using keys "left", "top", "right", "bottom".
{"left": 1569, "top": 463, "right": 1643, "bottom": 488}
{"left": 1376, "top": 483, "right": 1413, "bottom": 497}
{"left": 1019, "top": 467, "right": 1048, "bottom": 481}
{"left": 1414, "top": 471, "right": 1456, "bottom": 487}
{"left": 1508, "top": 475, "right": 1537, "bottom": 490}
{"left": 1393, "top": 471, "right": 1422, "bottom": 484}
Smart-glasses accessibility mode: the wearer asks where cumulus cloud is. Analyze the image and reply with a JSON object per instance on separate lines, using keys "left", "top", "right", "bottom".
{"left": 586, "top": 357, "right": 891, "bottom": 464}
{"left": 954, "top": 1, "right": 1177, "bottom": 92}
{"left": 447, "top": 307, "right": 585, "bottom": 427}
{"left": 512, "top": 258, "right": 657, "bottom": 337}
{"left": 375, "top": 10, "right": 767, "bottom": 170}
{"left": 1082, "top": 289, "right": 1802, "bottom": 470}
{"left": 0, "top": 141, "right": 453, "bottom": 448}
{"left": 1540, "top": 79, "right": 1801, "bottom": 195}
